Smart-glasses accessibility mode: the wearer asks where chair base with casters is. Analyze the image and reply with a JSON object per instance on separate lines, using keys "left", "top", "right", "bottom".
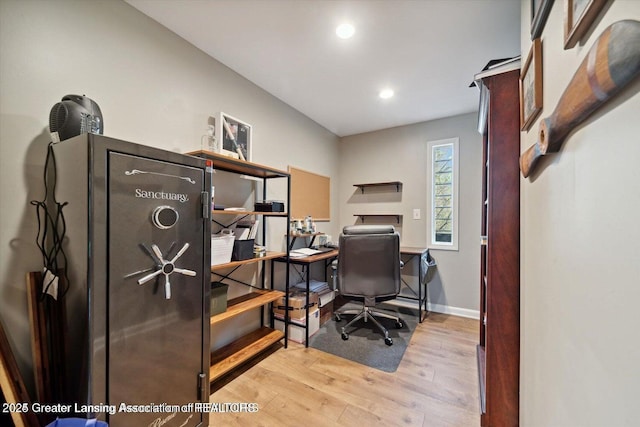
{"left": 335, "top": 304, "right": 403, "bottom": 346}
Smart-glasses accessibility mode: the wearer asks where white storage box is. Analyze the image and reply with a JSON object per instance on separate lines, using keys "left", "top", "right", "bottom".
{"left": 318, "top": 290, "right": 335, "bottom": 308}
{"left": 211, "top": 234, "right": 234, "bottom": 265}
{"left": 274, "top": 308, "right": 320, "bottom": 344}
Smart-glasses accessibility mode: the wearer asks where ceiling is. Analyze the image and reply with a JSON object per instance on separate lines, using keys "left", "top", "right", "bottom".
{"left": 126, "top": 0, "right": 521, "bottom": 137}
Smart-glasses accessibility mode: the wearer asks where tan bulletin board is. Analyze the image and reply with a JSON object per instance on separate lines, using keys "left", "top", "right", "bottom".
{"left": 288, "top": 166, "right": 330, "bottom": 221}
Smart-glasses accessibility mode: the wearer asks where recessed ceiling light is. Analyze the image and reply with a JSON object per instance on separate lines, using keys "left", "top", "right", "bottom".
{"left": 336, "top": 23, "right": 355, "bottom": 39}
{"left": 379, "top": 88, "right": 394, "bottom": 99}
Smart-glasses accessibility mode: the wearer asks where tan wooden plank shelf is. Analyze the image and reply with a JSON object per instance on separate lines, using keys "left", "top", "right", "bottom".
{"left": 187, "top": 150, "right": 289, "bottom": 179}
{"left": 209, "top": 327, "right": 284, "bottom": 382}
{"left": 212, "top": 209, "right": 287, "bottom": 217}
{"left": 210, "top": 251, "right": 286, "bottom": 271}
{"left": 211, "top": 290, "right": 284, "bottom": 326}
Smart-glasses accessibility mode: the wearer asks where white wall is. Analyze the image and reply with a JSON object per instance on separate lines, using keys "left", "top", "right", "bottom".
{"left": 0, "top": 0, "right": 340, "bottom": 393}
{"left": 520, "top": 1, "right": 640, "bottom": 425}
{"left": 339, "top": 113, "right": 482, "bottom": 315}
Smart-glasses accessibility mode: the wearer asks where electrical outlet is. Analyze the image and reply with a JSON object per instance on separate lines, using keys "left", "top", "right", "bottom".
{"left": 413, "top": 209, "right": 421, "bottom": 220}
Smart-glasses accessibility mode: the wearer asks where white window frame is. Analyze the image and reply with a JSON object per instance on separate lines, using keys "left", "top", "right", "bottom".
{"left": 427, "top": 137, "right": 459, "bottom": 251}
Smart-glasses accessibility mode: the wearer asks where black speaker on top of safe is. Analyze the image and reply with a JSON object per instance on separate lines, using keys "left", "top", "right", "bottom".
{"left": 49, "top": 94, "right": 103, "bottom": 141}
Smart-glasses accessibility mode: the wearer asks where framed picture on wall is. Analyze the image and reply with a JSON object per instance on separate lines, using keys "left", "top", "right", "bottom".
{"left": 531, "top": 0, "right": 554, "bottom": 40}
{"left": 215, "top": 112, "right": 252, "bottom": 162}
{"left": 564, "top": 0, "right": 607, "bottom": 49}
{"left": 520, "top": 38, "right": 543, "bottom": 132}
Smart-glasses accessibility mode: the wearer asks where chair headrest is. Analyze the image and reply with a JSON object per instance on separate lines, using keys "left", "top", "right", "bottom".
{"left": 342, "top": 225, "right": 396, "bottom": 235}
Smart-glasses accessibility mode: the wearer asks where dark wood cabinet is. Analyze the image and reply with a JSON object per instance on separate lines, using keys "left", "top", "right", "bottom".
{"left": 474, "top": 62, "right": 521, "bottom": 426}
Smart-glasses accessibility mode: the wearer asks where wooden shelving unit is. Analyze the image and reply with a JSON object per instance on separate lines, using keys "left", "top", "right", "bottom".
{"left": 189, "top": 150, "right": 291, "bottom": 385}
{"left": 210, "top": 289, "right": 285, "bottom": 326}
{"left": 209, "top": 290, "right": 285, "bottom": 381}
{"left": 474, "top": 63, "right": 520, "bottom": 426}
{"left": 213, "top": 210, "right": 287, "bottom": 217}
{"left": 189, "top": 150, "right": 290, "bottom": 179}
{"left": 211, "top": 251, "right": 285, "bottom": 271}
{"left": 211, "top": 210, "right": 287, "bottom": 229}
{"left": 209, "top": 327, "right": 284, "bottom": 382}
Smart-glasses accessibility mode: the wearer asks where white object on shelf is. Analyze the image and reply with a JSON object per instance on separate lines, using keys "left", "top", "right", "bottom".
{"left": 211, "top": 234, "right": 235, "bottom": 265}
{"left": 318, "top": 290, "right": 335, "bottom": 307}
{"left": 290, "top": 247, "right": 321, "bottom": 257}
{"left": 274, "top": 308, "right": 320, "bottom": 344}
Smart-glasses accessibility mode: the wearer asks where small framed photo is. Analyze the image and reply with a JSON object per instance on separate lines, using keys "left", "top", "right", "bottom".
{"left": 564, "top": 0, "right": 607, "bottom": 49}
{"left": 531, "top": 0, "right": 554, "bottom": 40}
{"left": 520, "top": 38, "right": 543, "bottom": 132}
{"left": 215, "top": 112, "right": 252, "bottom": 161}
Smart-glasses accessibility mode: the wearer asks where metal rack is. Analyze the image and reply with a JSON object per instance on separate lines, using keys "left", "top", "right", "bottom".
{"left": 189, "top": 150, "right": 291, "bottom": 385}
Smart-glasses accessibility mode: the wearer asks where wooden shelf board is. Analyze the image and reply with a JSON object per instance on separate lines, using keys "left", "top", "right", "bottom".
{"left": 210, "top": 327, "right": 284, "bottom": 382}
{"left": 211, "top": 251, "right": 285, "bottom": 271}
{"left": 188, "top": 150, "right": 289, "bottom": 179}
{"left": 353, "top": 181, "right": 402, "bottom": 188}
{"left": 211, "top": 290, "right": 284, "bottom": 326}
{"left": 353, "top": 181, "right": 402, "bottom": 193}
{"left": 354, "top": 214, "right": 403, "bottom": 223}
{"left": 213, "top": 210, "right": 287, "bottom": 217}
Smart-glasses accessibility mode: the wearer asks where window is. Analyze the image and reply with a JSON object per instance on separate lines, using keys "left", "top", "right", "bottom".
{"left": 427, "top": 137, "right": 459, "bottom": 250}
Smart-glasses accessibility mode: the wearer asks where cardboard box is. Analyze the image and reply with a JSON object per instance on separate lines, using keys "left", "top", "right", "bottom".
{"left": 274, "top": 308, "right": 320, "bottom": 344}
{"left": 273, "top": 292, "right": 319, "bottom": 320}
{"left": 319, "top": 300, "right": 334, "bottom": 326}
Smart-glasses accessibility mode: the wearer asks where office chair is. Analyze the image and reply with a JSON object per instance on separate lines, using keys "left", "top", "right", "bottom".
{"left": 333, "top": 225, "right": 403, "bottom": 346}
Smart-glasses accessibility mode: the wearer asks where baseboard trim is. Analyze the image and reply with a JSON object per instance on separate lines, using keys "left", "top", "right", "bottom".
{"left": 385, "top": 299, "right": 480, "bottom": 320}
{"left": 428, "top": 303, "right": 480, "bottom": 319}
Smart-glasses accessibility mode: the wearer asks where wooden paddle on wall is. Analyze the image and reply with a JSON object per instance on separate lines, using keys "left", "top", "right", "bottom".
{"left": 520, "top": 20, "right": 640, "bottom": 178}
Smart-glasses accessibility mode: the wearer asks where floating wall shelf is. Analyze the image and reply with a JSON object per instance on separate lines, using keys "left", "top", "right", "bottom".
{"left": 353, "top": 181, "right": 402, "bottom": 193}
{"left": 354, "top": 214, "right": 403, "bottom": 224}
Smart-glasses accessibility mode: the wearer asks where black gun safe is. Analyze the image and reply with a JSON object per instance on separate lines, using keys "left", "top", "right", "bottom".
{"left": 53, "top": 134, "right": 210, "bottom": 426}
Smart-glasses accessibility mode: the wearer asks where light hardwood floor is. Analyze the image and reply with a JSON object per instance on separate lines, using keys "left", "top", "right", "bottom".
{"left": 209, "top": 313, "right": 480, "bottom": 427}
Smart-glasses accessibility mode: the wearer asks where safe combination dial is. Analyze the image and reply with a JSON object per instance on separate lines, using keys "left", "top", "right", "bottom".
{"left": 152, "top": 205, "right": 179, "bottom": 229}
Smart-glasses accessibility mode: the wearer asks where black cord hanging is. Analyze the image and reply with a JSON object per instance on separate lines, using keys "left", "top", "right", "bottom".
{"left": 30, "top": 141, "right": 70, "bottom": 299}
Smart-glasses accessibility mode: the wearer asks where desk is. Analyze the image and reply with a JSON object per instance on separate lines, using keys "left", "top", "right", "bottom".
{"left": 272, "top": 249, "right": 339, "bottom": 347}
{"left": 398, "top": 246, "right": 430, "bottom": 323}
{"left": 272, "top": 246, "right": 432, "bottom": 346}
